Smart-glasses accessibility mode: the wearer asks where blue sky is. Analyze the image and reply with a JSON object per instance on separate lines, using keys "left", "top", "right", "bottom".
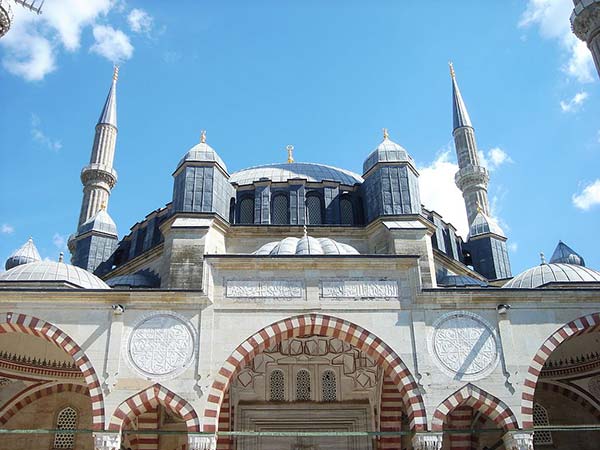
{"left": 1, "top": 0, "right": 599, "bottom": 275}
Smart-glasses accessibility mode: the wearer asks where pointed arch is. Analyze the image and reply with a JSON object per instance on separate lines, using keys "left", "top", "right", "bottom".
{"left": 431, "top": 384, "right": 518, "bottom": 431}
{"left": 521, "top": 312, "right": 600, "bottom": 428}
{"left": 0, "top": 312, "right": 104, "bottom": 430}
{"left": 202, "top": 313, "right": 427, "bottom": 432}
{"left": 108, "top": 383, "right": 200, "bottom": 432}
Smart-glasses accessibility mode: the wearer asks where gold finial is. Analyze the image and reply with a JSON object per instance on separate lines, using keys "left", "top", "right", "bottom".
{"left": 200, "top": 130, "right": 206, "bottom": 144}
{"left": 448, "top": 61, "right": 455, "bottom": 79}
{"left": 383, "top": 128, "right": 389, "bottom": 140}
{"left": 113, "top": 65, "right": 119, "bottom": 81}
{"left": 100, "top": 201, "right": 107, "bottom": 211}
{"left": 287, "top": 144, "right": 294, "bottom": 163}
{"left": 476, "top": 202, "right": 483, "bottom": 214}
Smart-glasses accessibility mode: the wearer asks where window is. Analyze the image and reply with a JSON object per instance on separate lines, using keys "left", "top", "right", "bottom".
{"left": 238, "top": 197, "right": 254, "bottom": 224}
{"left": 340, "top": 196, "right": 354, "bottom": 225}
{"left": 272, "top": 194, "right": 289, "bottom": 225}
{"left": 296, "top": 369, "right": 311, "bottom": 401}
{"left": 270, "top": 369, "right": 285, "bottom": 401}
{"left": 321, "top": 370, "right": 337, "bottom": 402}
{"left": 533, "top": 402, "right": 552, "bottom": 445}
{"left": 229, "top": 198, "right": 236, "bottom": 224}
{"left": 53, "top": 406, "right": 78, "bottom": 449}
{"left": 305, "top": 194, "right": 322, "bottom": 225}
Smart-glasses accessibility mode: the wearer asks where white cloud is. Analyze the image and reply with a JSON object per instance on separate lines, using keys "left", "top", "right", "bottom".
{"left": 1, "top": 224, "right": 15, "bottom": 235}
{"left": 559, "top": 91, "right": 589, "bottom": 112}
{"left": 31, "top": 114, "right": 62, "bottom": 151}
{"left": 508, "top": 242, "right": 519, "bottom": 253}
{"left": 573, "top": 179, "right": 600, "bottom": 210}
{"left": 90, "top": 25, "right": 134, "bottom": 63}
{"left": 128, "top": 8, "right": 153, "bottom": 34}
{"left": 520, "top": 0, "right": 595, "bottom": 83}
{"left": 52, "top": 233, "right": 67, "bottom": 250}
{"left": 479, "top": 147, "right": 513, "bottom": 171}
{"left": 1, "top": 32, "right": 56, "bottom": 81}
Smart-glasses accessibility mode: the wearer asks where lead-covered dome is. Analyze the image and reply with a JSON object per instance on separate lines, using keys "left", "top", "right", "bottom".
{"left": 254, "top": 236, "right": 359, "bottom": 255}
{"left": 503, "top": 263, "right": 600, "bottom": 289}
{"left": 0, "top": 260, "right": 110, "bottom": 289}
{"left": 177, "top": 141, "right": 227, "bottom": 172}
{"left": 230, "top": 163, "right": 363, "bottom": 186}
{"left": 363, "top": 136, "right": 415, "bottom": 174}
{"left": 5, "top": 238, "right": 41, "bottom": 270}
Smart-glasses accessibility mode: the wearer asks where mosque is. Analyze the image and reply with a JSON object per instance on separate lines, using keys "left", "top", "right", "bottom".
{"left": 1, "top": 3, "right": 600, "bottom": 450}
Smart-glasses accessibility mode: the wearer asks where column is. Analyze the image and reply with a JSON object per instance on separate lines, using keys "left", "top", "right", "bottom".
{"left": 411, "top": 432, "right": 443, "bottom": 450}
{"left": 188, "top": 434, "right": 217, "bottom": 450}
{"left": 502, "top": 430, "right": 534, "bottom": 450}
{"left": 93, "top": 432, "right": 121, "bottom": 450}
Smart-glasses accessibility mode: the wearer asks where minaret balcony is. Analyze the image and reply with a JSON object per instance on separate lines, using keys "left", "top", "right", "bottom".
{"left": 455, "top": 165, "right": 489, "bottom": 191}
{"left": 81, "top": 163, "right": 118, "bottom": 188}
{"left": 571, "top": 0, "right": 600, "bottom": 42}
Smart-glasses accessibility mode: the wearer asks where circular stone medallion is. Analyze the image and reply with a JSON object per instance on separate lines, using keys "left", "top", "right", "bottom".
{"left": 430, "top": 311, "right": 499, "bottom": 381}
{"left": 127, "top": 312, "right": 195, "bottom": 380}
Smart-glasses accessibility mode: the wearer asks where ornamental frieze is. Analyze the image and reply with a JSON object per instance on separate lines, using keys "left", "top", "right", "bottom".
{"left": 320, "top": 279, "right": 399, "bottom": 299}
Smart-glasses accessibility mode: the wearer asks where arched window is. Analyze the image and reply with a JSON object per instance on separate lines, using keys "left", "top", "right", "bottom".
{"left": 53, "top": 406, "right": 78, "bottom": 449}
{"left": 340, "top": 196, "right": 354, "bottom": 225}
{"left": 533, "top": 402, "right": 553, "bottom": 445}
{"left": 271, "top": 194, "right": 289, "bottom": 225}
{"left": 270, "top": 369, "right": 285, "bottom": 401}
{"left": 296, "top": 369, "right": 311, "bottom": 401}
{"left": 238, "top": 197, "right": 254, "bottom": 224}
{"left": 305, "top": 194, "right": 323, "bottom": 225}
{"left": 321, "top": 370, "right": 337, "bottom": 402}
{"left": 229, "top": 198, "right": 236, "bottom": 224}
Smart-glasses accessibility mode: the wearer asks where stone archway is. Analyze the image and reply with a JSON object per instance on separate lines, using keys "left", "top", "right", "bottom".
{"left": 0, "top": 312, "right": 105, "bottom": 430}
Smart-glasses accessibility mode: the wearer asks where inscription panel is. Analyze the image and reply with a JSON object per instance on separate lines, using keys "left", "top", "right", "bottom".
{"left": 321, "top": 280, "right": 398, "bottom": 299}
{"left": 226, "top": 280, "right": 304, "bottom": 298}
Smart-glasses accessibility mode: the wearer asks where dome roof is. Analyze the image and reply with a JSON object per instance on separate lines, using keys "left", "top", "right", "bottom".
{"left": 78, "top": 209, "right": 117, "bottom": 236}
{"left": 254, "top": 236, "right": 360, "bottom": 255}
{"left": 5, "top": 238, "right": 41, "bottom": 270}
{"left": 503, "top": 263, "right": 600, "bottom": 289}
{"left": 363, "top": 137, "right": 415, "bottom": 174}
{"left": 230, "top": 163, "right": 363, "bottom": 186}
{"left": 177, "top": 142, "right": 227, "bottom": 172}
{"left": 549, "top": 241, "right": 585, "bottom": 266}
{"left": 469, "top": 211, "right": 505, "bottom": 238}
{"left": 0, "top": 260, "right": 110, "bottom": 289}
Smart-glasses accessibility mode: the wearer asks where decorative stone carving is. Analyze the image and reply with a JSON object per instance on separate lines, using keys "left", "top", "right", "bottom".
{"left": 321, "top": 280, "right": 398, "bottom": 299}
{"left": 411, "top": 432, "right": 443, "bottom": 450}
{"left": 126, "top": 312, "right": 195, "bottom": 380}
{"left": 93, "top": 432, "right": 121, "bottom": 450}
{"left": 571, "top": 2, "right": 600, "bottom": 41}
{"left": 429, "top": 311, "right": 499, "bottom": 381}
{"left": 502, "top": 431, "right": 534, "bottom": 450}
{"left": 0, "top": 377, "right": 12, "bottom": 387}
{"left": 588, "top": 375, "right": 600, "bottom": 398}
{"left": 188, "top": 434, "right": 217, "bottom": 450}
{"left": 226, "top": 280, "right": 304, "bottom": 298}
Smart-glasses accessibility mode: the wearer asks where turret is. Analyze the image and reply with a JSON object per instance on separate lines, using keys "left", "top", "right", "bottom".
{"left": 571, "top": 0, "right": 600, "bottom": 80}
{"left": 5, "top": 237, "right": 41, "bottom": 270}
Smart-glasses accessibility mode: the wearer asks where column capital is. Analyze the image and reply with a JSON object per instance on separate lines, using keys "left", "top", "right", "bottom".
{"left": 93, "top": 432, "right": 121, "bottom": 450}
{"left": 188, "top": 434, "right": 217, "bottom": 450}
{"left": 502, "top": 430, "right": 534, "bottom": 450}
{"left": 411, "top": 431, "right": 443, "bottom": 450}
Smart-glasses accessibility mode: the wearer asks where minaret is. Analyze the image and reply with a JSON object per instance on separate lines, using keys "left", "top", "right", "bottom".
{"left": 571, "top": 0, "right": 600, "bottom": 80}
{"left": 78, "top": 66, "right": 119, "bottom": 227}
{"left": 450, "top": 62, "right": 490, "bottom": 226}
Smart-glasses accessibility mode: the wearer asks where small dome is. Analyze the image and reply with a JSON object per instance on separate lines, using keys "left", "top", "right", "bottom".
{"left": 230, "top": 162, "right": 363, "bottom": 186}
{"left": 0, "top": 260, "right": 110, "bottom": 289}
{"left": 363, "top": 137, "right": 415, "bottom": 174}
{"left": 106, "top": 270, "right": 160, "bottom": 289}
{"left": 5, "top": 238, "right": 41, "bottom": 270}
{"left": 503, "top": 263, "right": 600, "bottom": 289}
{"left": 177, "top": 142, "right": 227, "bottom": 172}
{"left": 78, "top": 209, "right": 117, "bottom": 236}
{"left": 254, "top": 236, "right": 360, "bottom": 255}
{"left": 549, "top": 241, "right": 585, "bottom": 267}
{"left": 469, "top": 211, "right": 505, "bottom": 238}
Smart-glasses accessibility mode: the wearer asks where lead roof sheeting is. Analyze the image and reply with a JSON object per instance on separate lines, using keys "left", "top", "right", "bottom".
{"left": 230, "top": 163, "right": 363, "bottom": 186}
{"left": 503, "top": 263, "right": 600, "bottom": 288}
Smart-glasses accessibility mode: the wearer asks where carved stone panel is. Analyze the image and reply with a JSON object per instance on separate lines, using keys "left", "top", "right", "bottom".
{"left": 226, "top": 280, "right": 304, "bottom": 299}
{"left": 321, "top": 280, "right": 398, "bottom": 299}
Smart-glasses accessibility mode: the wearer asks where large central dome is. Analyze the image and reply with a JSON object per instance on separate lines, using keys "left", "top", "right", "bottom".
{"left": 230, "top": 162, "right": 363, "bottom": 186}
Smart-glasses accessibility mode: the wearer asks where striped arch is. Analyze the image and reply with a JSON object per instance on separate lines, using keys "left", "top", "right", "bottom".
{"left": 0, "top": 382, "right": 89, "bottom": 426}
{"left": 108, "top": 383, "right": 200, "bottom": 432}
{"left": 521, "top": 312, "right": 600, "bottom": 428}
{"left": 202, "top": 313, "right": 427, "bottom": 432}
{"left": 537, "top": 382, "right": 600, "bottom": 421}
{"left": 0, "top": 312, "right": 104, "bottom": 430}
{"left": 431, "top": 384, "right": 518, "bottom": 431}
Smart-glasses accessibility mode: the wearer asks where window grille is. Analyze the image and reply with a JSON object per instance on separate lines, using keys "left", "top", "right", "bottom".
{"left": 53, "top": 406, "right": 78, "bottom": 449}
{"left": 272, "top": 194, "right": 289, "bottom": 225}
{"left": 270, "top": 369, "right": 285, "bottom": 401}
{"left": 340, "top": 197, "right": 354, "bottom": 225}
{"left": 296, "top": 369, "right": 311, "bottom": 401}
{"left": 229, "top": 198, "right": 236, "bottom": 223}
{"left": 239, "top": 197, "right": 254, "bottom": 224}
{"left": 321, "top": 370, "right": 337, "bottom": 401}
{"left": 533, "top": 402, "right": 553, "bottom": 445}
{"left": 305, "top": 195, "right": 322, "bottom": 225}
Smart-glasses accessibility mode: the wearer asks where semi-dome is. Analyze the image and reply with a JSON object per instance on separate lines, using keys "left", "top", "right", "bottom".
{"left": 5, "top": 238, "right": 41, "bottom": 270}
{"left": 254, "top": 236, "right": 360, "bottom": 255}
{"left": 78, "top": 209, "right": 117, "bottom": 236}
{"left": 177, "top": 141, "right": 227, "bottom": 173}
{"left": 0, "top": 260, "right": 110, "bottom": 289}
{"left": 230, "top": 162, "right": 363, "bottom": 186}
{"left": 503, "top": 263, "right": 600, "bottom": 289}
{"left": 363, "top": 135, "right": 415, "bottom": 174}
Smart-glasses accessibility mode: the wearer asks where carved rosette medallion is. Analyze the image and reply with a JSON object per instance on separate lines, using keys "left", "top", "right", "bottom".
{"left": 429, "top": 311, "right": 499, "bottom": 381}
{"left": 126, "top": 312, "right": 196, "bottom": 380}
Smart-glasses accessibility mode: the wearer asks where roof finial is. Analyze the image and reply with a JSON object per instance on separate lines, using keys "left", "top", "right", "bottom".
{"left": 540, "top": 252, "right": 546, "bottom": 265}
{"left": 58, "top": 252, "right": 64, "bottom": 263}
{"left": 113, "top": 65, "right": 119, "bottom": 82}
{"left": 303, "top": 224, "right": 307, "bottom": 238}
{"left": 476, "top": 201, "right": 483, "bottom": 214}
{"left": 287, "top": 144, "right": 294, "bottom": 163}
{"left": 449, "top": 61, "right": 455, "bottom": 79}
{"left": 383, "top": 128, "right": 389, "bottom": 140}
{"left": 200, "top": 130, "right": 206, "bottom": 144}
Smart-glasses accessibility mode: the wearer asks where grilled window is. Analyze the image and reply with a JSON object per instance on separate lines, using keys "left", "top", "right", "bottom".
{"left": 321, "top": 370, "right": 337, "bottom": 401}
{"left": 340, "top": 196, "right": 354, "bottom": 225}
{"left": 533, "top": 402, "right": 552, "bottom": 445}
{"left": 270, "top": 369, "right": 285, "bottom": 401}
{"left": 305, "top": 194, "right": 322, "bottom": 225}
{"left": 53, "top": 406, "right": 78, "bottom": 449}
{"left": 272, "top": 194, "right": 289, "bottom": 225}
{"left": 239, "top": 197, "right": 255, "bottom": 224}
{"left": 296, "top": 369, "right": 311, "bottom": 401}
